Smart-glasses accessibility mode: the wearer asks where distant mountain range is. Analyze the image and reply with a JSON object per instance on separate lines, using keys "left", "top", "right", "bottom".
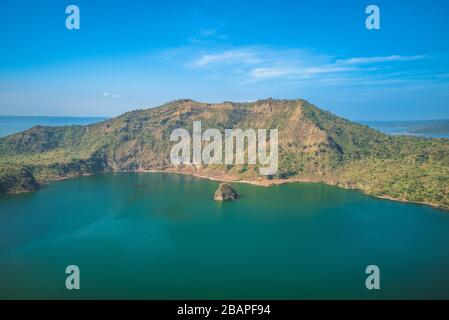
{"left": 0, "top": 99, "right": 447, "bottom": 209}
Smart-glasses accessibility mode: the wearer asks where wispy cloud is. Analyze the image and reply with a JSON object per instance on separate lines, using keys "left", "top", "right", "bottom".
{"left": 189, "top": 29, "right": 228, "bottom": 44}
{"left": 336, "top": 55, "right": 427, "bottom": 65}
{"left": 248, "top": 66, "right": 355, "bottom": 80}
{"left": 103, "top": 92, "right": 121, "bottom": 99}
{"left": 192, "top": 49, "right": 261, "bottom": 68}
{"left": 249, "top": 67, "right": 293, "bottom": 79}
{"left": 187, "top": 47, "right": 429, "bottom": 82}
{"left": 156, "top": 44, "right": 436, "bottom": 87}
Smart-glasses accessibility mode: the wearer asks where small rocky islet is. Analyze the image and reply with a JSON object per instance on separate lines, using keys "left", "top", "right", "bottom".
{"left": 214, "top": 183, "right": 239, "bottom": 201}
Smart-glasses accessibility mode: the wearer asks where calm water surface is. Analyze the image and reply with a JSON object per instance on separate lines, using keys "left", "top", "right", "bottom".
{"left": 0, "top": 173, "right": 448, "bottom": 299}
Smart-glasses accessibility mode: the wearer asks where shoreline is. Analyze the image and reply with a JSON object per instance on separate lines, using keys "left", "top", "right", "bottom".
{"left": 135, "top": 169, "right": 448, "bottom": 211}
{"left": 4, "top": 169, "right": 448, "bottom": 212}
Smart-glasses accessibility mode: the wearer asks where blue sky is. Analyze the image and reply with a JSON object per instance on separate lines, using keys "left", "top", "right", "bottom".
{"left": 0, "top": 0, "right": 448, "bottom": 120}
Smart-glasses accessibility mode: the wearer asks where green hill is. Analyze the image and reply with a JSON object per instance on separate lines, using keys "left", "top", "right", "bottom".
{"left": 1, "top": 99, "right": 447, "bottom": 209}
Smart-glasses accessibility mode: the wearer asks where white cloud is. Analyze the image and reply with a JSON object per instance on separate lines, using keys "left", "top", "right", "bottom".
{"left": 249, "top": 67, "right": 294, "bottom": 79}
{"left": 192, "top": 49, "right": 260, "bottom": 68}
{"left": 303, "top": 66, "right": 355, "bottom": 76}
{"left": 159, "top": 45, "right": 433, "bottom": 86}
{"left": 103, "top": 92, "right": 120, "bottom": 99}
{"left": 336, "top": 55, "right": 426, "bottom": 65}
{"left": 248, "top": 65, "right": 355, "bottom": 80}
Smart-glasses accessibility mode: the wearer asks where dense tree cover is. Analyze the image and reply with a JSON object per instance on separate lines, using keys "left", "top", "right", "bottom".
{"left": 0, "top": 162, "right": 39, "bottom": 193}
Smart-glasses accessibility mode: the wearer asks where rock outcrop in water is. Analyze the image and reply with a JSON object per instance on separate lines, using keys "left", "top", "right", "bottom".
{"left": 214, "top": 183, "right": 239, "bottom": 201}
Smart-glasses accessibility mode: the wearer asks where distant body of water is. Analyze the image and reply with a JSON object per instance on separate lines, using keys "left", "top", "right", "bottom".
{"left": 0, "top": 116, "right": 107, "bottom": 138}
{"left": 1, "top": 116, "right": 447, "bottom": 139}
{"left": 0, "top": 172, "right": 448, "bottom": 299}
{"left": 363, "top": 120, "right": 449, "bottom": 139}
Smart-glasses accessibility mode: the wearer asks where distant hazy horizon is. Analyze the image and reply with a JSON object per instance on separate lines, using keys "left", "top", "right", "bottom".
{"left": 0, "top": 99, "right": 448, "bottom": 123}
{"left": 0, "top": 115, "right": 107, "bottom": 138}
{"left": 1, "top": 112, "right": 448, "bottom": 123}
{"left": 1, "top": 114, "right": 448, "bottom": 139}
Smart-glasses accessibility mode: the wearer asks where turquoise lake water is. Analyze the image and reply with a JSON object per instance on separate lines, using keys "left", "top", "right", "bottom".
{"left": 0, "top": 172, "right": 448, "bottom": 299}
